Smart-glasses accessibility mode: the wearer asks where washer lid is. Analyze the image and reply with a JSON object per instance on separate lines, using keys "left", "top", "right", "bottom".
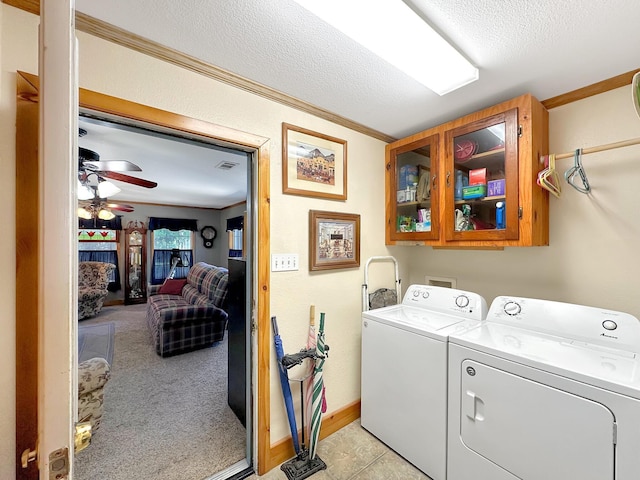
{"left": 363, "top": 304, "right": 481, "bottom": 340}
{"left": 450, "top": 322, "right": 640, "bottom": 399}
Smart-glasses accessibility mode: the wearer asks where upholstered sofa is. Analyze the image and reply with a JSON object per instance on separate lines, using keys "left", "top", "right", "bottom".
{"left": 147, "top": 262, "right": 229, "bottom": 357}
{"left": 78, "top": 261, "right": 116, "bottom": 320}
{"left": 78, "top": 357, "right": 111, "bottom": 432}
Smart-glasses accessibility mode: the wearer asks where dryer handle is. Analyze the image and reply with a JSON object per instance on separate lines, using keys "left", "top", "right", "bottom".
{"left": 463, "top": 390, "right": 485, "bottom": 421}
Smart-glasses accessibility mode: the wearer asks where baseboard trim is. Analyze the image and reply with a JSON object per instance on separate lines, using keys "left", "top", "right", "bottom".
{"left": 103, "top": 299, "right": 124, "bottom": 307}
{"left": 265, "top": 400, "right": 361, "bottom": 473}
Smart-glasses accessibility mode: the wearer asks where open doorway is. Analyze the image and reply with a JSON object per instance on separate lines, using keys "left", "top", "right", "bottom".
{"left": 15, "top": 71, "right": 272, "bottom": 480}
{"left": 73, "top": 112, "right": 253, "bottom": 480}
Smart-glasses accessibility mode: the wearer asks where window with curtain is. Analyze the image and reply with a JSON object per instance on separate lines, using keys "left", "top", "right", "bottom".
{"left": 78, "top": 228, "right": 121, "bottom": 291}
{"left": 227, "top": 215, "right": 244, "bottom": 258}
{"left": 149, "top": 217, "right": 198, "bottom": 285}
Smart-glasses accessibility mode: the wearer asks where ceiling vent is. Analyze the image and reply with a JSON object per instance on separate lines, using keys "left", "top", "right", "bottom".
{"left": 216, "top": 161, "right": 239, "bottom": 170}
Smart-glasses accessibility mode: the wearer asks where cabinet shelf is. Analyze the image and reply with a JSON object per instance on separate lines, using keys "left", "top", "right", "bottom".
{"left": 457, "top": 148, "right": 505, "bottom": 172}
{"left": 398, "top": 200, "right": 431, "bottom": 207}
{"left": 455, "top": 195, "right": 506, "bottom": 205}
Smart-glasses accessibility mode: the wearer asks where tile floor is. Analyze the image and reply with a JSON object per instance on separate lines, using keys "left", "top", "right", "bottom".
{"left": 248, "top": 419, "right": 431, "bottom": 480}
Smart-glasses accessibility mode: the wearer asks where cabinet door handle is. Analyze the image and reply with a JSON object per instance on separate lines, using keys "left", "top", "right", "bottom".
{"left": 446, "top": 171, "right": 451, "bottom": 187}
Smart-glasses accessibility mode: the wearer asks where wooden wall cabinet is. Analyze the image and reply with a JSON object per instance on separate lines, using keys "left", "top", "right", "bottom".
{"left": 386, "top": 93, "right": 549, "bottom": 248}
{"left": 124, "top": 221, "right": 147, "bottom": 304}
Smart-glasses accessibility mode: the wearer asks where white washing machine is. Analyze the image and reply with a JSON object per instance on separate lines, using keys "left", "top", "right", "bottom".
{"left": 447, "top": 296, "right": 640, "bottom": 480}
{"left": 361, "top": 284, "right": 488, "bottom": 480}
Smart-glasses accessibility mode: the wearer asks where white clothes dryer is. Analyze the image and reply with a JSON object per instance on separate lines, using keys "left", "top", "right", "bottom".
{"left": 447, "top": 296, "right": 640, "bottom": 480}
{"left": 361, "top": 284, "right": 488, "bottom": 480}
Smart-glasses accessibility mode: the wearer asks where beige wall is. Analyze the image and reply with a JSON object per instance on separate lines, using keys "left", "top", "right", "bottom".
{"left": 1, "top": 4, "right": 389, "bottom": 476}
{"left": 4, "top": 4, "right": 639, "bottom": 478}
{"left": 402, "top": 85, "right": 640, "bottom": 317}
{"left": 1, "top": 6, "right": 38, "bottom": 480}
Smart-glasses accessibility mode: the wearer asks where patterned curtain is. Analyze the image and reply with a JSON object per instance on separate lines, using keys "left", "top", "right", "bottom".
{"left": 148, "top": 217, "right": 197, "bottom": 231}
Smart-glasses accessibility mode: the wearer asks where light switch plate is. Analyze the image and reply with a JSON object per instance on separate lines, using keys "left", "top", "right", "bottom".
{"left": 271, "top": 253, "right": 299, "bottom": 272}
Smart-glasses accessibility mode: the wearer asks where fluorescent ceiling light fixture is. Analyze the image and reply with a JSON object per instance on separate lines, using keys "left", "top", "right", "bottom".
{"left": 292, "top": 0, "right": 478, "bottom": 95}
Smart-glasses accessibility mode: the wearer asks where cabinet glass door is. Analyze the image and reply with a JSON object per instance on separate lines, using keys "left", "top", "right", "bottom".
{"left": 125, "top": 228, "right": 147, "bottom": 304}
{"left": 444, "top": 109, "right": 518, "bottom": 241}
{"left": 388, "top": 134, "right": 439, "bottom": 242}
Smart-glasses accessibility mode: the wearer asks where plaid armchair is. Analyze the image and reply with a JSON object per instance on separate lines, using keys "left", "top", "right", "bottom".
{"left": 147, "top": 262, "right": 228, "bottom": 357}
{"left": 78, "top": 262, "right": 116, "bottom": 320}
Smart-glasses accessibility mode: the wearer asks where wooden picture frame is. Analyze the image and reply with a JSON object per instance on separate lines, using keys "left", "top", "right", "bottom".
{"left": 282, "top": 123, "right": 347, "bottom": 200}
{"left": 309, "top": 210, "right": 360, "bottom": 271}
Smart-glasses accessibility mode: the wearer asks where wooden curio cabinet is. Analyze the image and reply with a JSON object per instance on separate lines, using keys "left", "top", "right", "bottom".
{"left": 124, "top": 221, "right": 147, "bottom": 304}
{"left": 385, "top": 93, "right": 549, "bottom": 248}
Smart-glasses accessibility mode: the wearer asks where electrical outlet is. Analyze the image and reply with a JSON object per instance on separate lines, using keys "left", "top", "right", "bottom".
{"left": 271, "top": 253, "right": 299, "bottom": 272}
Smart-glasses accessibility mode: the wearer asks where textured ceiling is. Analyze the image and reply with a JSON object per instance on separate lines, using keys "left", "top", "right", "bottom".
{"left": 70, "top": 0, "right": 640, "bottom": 208}
{"left": 75, "top": 0, "right": 640, "bottom": 139}
{"left": 78, "top": 116, "right": 249, "bottom": 209}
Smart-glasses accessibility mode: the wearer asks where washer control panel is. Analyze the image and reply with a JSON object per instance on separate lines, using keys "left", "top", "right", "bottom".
{"left": 402, "top": 284, "right": 488, "bottom": 321}
{"left": 488, "top": 296, "right": 640, "bottom": 352}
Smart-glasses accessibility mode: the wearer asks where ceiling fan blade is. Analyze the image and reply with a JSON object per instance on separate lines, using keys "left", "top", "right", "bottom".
{"left": 100, "top": 171, "right": 158, "bottom": 188}
{"left": 83, "top": 160, "right": 143, "bottom": 172}
{"left": 107, "top": 203, "right": 135, "bottom": 212}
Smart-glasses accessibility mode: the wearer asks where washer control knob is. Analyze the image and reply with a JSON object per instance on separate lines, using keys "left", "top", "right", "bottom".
{"left": 412, "top": 289, "right": 420, "bottom": 297}
{"left": 504, "top": 301, "right": 521, "bottom": 316}
{"left": 422, "top": 291, "right": 430, "bottom": 299}
{"left": 456, "top": 295, "right": 470, "bottom": 308}
{"left": 602, "top": 320, "right": 618, "bottom": 331}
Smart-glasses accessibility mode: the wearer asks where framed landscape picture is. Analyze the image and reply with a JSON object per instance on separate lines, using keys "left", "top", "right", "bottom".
{"left": 309, "top": 210, "right": 360, "bottom": 271}
{"left": 282, "top": 123, "right": 347, "bottom": 200}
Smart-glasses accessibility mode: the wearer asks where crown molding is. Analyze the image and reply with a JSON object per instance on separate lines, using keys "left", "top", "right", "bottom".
{"left": 3, "top": 0, "right": 396, "bottom": 143}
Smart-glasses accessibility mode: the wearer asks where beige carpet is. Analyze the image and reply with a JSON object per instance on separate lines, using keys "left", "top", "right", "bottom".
{"left": 74, "top": 304, "right": 246, "bottom": 480}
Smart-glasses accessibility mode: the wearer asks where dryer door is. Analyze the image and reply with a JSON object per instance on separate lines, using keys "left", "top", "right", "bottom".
{"left": 460, "top": 360, "right": 615, "bottom": 480}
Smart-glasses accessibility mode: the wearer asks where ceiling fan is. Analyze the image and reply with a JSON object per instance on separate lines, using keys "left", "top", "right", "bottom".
{"left": 78, "top": 129, "right": 157, "bottom": 219}
{"left": 77, "top": 196, "right": 135, "bottom": 220}
{"left": 78, "top": 145, "right": 158, "bottom": 190}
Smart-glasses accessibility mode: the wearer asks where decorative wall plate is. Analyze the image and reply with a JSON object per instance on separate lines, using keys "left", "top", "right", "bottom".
{"left": 455, "top": 139, "right": 478, "bottom": 162}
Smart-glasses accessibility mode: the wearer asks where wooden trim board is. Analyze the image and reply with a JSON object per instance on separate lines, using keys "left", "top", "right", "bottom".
{"left": 267, "top": 400, "right": 362, "bottom": 472}
{"left": 15, "top": 70, "right": 275, "bottom": 476}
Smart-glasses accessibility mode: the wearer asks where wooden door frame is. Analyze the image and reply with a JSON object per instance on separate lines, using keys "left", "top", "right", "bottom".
{"left": 15, "top": 70, "right": 274, "bottom": 476}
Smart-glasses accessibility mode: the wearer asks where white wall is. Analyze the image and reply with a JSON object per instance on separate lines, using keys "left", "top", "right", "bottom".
{"left": 402, "top": 86, "right": 640, "bottom": 318}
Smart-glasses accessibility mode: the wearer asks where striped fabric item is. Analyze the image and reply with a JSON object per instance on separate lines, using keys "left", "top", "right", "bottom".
{"left": 147, "top": 262, "right": 229, "bottom": 357}
{"left": 202, "top": 268, "right": 229, "bottom": 308}
{"left": 186, "top": 262, "right": 212, "bottom": 291}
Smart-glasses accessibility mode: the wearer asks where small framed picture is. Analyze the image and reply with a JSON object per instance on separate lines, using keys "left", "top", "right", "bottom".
{"left": 282, "top": 123, "right": 347, "bottom": 200}
{"left": 309, "top": 210, "right": 360, "bottom": 271}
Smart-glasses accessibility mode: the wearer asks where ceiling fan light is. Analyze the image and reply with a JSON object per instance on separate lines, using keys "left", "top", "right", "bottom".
{"left": 77, "top": 181, "right": 94, "bottom": 201}
{"left": 77, "top": 207, "right": 92, "bottom": 219}
{"left": 97, "top": 209, "right": 115, "bottom": 220}
{"left": 97, "top": 180, "right": 121, "bottom": 198}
